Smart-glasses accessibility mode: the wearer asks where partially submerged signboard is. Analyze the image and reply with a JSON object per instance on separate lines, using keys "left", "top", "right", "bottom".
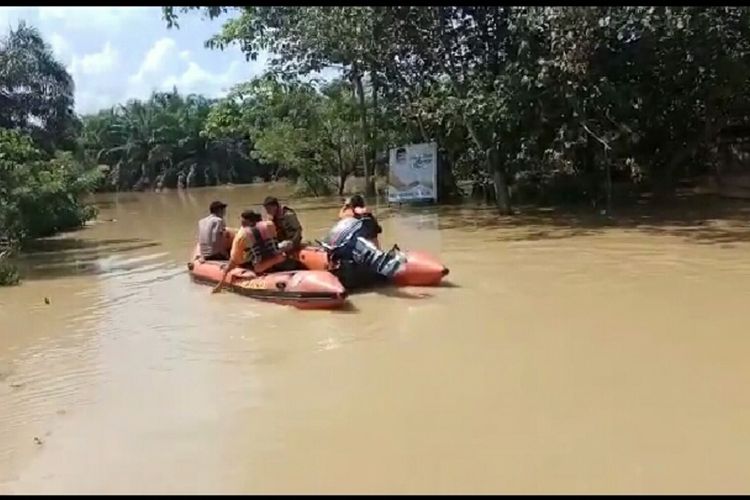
{"left": 387, "top": 142, "right": 438, "bottom": 204}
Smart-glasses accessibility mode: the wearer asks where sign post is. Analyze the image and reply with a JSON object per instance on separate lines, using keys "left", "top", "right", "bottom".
{"left": 387, "top": 142, "right": 438, "bottom": 204}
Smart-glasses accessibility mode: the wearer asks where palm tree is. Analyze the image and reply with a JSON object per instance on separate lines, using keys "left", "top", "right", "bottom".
{"left": 0, "top": 22, "right": 76, "bottom": 150}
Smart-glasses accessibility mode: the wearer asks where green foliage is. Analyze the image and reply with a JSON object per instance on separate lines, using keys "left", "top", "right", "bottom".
{"left": 203, "top": 75, "right": 366, "bottom": 196}
{"left": 166, "top": 7, "right": 393, "bottom": 196}
{"left": 4, "top": 7, "right": 748, "bottom": 252}
{"left": 0, "top": 129, "right": 101, "bottom": 242}
{"left": 81, "top": 88, "right": 275, "bottom": 190}
{"left": 0, "top": 22, "right": 79, "bottom": 151}
{"left": 81, "top": 74, "right": 371, "bottom": 195}
{"left": 0, "top": 22, "right": 100, "bottom": 259}
{"left": 0, "top": 259, "right": 20, "bottom": 286}
{"left": 165, "top": 6, "right": 750, "bottom": 212}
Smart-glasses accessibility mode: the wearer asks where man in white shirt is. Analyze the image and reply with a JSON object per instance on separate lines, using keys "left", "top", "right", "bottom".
{"left": 198, "top": 201, "right": 228, "bottom": 260}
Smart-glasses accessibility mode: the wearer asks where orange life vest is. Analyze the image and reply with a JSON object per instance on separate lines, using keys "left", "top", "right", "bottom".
{"left": 338, "top": 205, "right": 370, "bottom": 219}
{"left": 246, "top": 221, "right": 286, "bottom": 274}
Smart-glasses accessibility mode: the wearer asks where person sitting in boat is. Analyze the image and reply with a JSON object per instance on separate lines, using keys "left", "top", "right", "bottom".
{"left": 338, "top": 194, "right": 382, "bottom": 248}
{"left": 322, "top": 210, "right": 404, "bottom": 280}
{"left": 262, "top": 196, "right": 303, "bottom": 250}
{"left": 212, "top": 210, "right": 297, "bottom": 294}
{"left": 197, "top": 200, "right": 228, "bottom": 261}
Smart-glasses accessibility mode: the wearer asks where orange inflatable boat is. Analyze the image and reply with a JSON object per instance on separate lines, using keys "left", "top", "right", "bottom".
{"left": 187, "top": 239, "right": 347, "bottom": 310}
{"left": 294, "top": 244, "right": 449, "bottom": 288}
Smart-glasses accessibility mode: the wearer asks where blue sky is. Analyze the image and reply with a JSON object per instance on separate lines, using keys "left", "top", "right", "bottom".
{"left": 0, "top": 7, "right": 335, "bottom": 115}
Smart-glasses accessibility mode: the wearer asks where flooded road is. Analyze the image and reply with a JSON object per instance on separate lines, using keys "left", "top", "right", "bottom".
{"left": 1, "top": 183, "right": 750, "bottom": 494}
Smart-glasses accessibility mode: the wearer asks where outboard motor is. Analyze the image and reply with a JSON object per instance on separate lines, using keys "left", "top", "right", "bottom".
{"left": 323, "top": 218, "right": 405, "bottom": 280}
{"left": 350, "top": 236, "right": 403, "bottom": 278}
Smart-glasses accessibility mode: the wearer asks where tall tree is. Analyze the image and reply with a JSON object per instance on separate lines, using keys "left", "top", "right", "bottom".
{"left": 163, "top": 6, "right": 389, "bottom": 196}
{"left": 0, "top": 22, "right": 78, "bottom": 151}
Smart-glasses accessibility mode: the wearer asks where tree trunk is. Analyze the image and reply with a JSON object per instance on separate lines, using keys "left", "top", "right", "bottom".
{"left": 415, "top": 113, "right": 429, "bottom": 143}
{"left": 352, "top": 72, "right": 373, "bottom": 197}
{"left": 604, "top": 150, "right": 613, "bottom": 214}
{"left": 488, "top": 146, "right": 512, "bottom": 215}
{"left": 653, "top": 115, "right": 726, "bottom": 200}
{"left": 337, "top": 146, "right": 348, "bottom": 196}
{"left": 339, "top": 174, "right": 348, "bottom": 196}
{"left": 371, "top": 71, "right": 379, "bottom": 177}
{"left": 652, "top": 147, "right": 686, "bottom": 200}
{"left": 437, "top": 149, "right": 461, "bottom": 202}
{"left": 433, "top": 8, "right": 507, "bottom": 211}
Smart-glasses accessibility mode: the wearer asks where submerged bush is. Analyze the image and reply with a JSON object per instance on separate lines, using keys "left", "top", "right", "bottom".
{"left": 0, "top": 253, "right": 20, "bottom": 286}
{"left": 0, "top": 129, "right": 102, "bottom": 242}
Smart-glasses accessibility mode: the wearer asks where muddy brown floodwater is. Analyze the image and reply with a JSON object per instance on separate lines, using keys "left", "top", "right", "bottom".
{"left": 1, "top": 183, "right": 750, "bottom": 494}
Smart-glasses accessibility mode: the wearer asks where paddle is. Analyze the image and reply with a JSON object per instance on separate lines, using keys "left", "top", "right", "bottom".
{"left": 212, "top": 262, "right": 236, "bottom": 294}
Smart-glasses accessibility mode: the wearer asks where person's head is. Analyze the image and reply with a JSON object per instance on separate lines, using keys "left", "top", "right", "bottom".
{"left": 347, "top": 194, "right": 365, "bottom": 209}
{"left": 209, "top": 201, "right": 227, "bottom": 218}
{"left": 262, "top": 196, "right": 281, "bottom": 218}
{"left": 395, "top": 148, "right": 407, "bottom": 163}
{"left": 240, "top": 209, "right": 262, "bottom": 227}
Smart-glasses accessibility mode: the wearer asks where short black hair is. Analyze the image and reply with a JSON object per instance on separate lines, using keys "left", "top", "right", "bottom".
{"left": 262, "top": 196, "right": 280, "bottom": 207}
{"left": 209, "top": 201, "right": 227, "bottom": 214}
{"left": 349, "top": 194, "right": 365, "bottom": 208}
{"left": 240, "top": 209, "right": 262, "bottom": 223}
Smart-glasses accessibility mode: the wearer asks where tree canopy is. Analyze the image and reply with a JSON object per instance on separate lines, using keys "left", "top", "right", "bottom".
{"left": 0, "top": 22, "right": 100, "bottom": 257}
{"left": 163, "top": 6, "right": 750, "bottom": 213}
{"left": 4, "top": 6, "right": 750, "bottom": 260}
{"left": 0, "top": 22, "right": 79, "bottom": 151}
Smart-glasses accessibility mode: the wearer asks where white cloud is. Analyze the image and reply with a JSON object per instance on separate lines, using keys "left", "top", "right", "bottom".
{"left": 171, "top": 61, "right": 213, "bottom": 87}
{"left": 127, "top": 37, "right": 182, "bottom": 97}
{"left": 36, "top": 6, "right": 70, "bottom": 20}
{"left": 0, "top": 7, "right": 302, "bottom": 114}
{"left": 75, "top": 90, "right": 120, "bottom": 116}
{"left": 163, "top": 59, "right": 249, "bottom": 97}
{"left": 127, "top": 37, "right": 264, "bottom": 100}
{"left": 48, "top": 32, "right": 71, "bottom": 60}
{"left": 139, "top": 37, "right": 177, "bottom": 75}
{"left": 37, "top": 7, "right": 150, "bottom": 33}
{"left": 70, "top": 41, "right": 119, "bottom": 77}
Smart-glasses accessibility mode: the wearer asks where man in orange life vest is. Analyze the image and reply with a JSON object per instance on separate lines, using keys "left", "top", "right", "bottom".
{"left": 338, "top": 194, "right": 382, "bottom": 248}
{"left": 212, "top": 209, "right": 296, "bottom": 294}
{"left": 324, "top": 195, "right": 403, "bottom": 279}
{"left": 262, "top": 196, "right": 303, "bottom": 250}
